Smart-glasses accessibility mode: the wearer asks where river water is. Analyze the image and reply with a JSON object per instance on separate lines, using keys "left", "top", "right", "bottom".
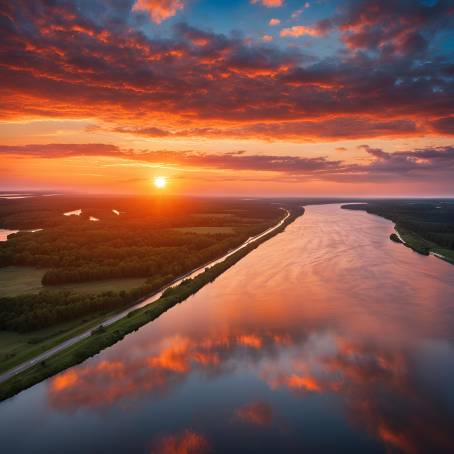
{"left": 1, "top": 204, "right": 453, "bottom": 453}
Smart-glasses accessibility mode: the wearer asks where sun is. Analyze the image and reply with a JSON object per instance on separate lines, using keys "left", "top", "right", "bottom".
{"left": 153, "top": 176, "right": 167, "bottom": 189}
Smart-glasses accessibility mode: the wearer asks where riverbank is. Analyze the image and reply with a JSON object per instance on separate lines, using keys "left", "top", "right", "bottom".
{"left": 341, "top": 203, "right": 454, "bottom": 265}
{"left": 0, "top": 207, "right": 304, "bottom": 402}
{"left": 395, "top": 225, "right": 454, "bottom": 264}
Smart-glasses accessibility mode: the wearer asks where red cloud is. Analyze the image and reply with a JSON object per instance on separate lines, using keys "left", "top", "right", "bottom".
{"left": 132, "top": 0, "right": 185, "bottom": 24}
{"left": 0, "top": 1, "right": 452, "bottom": 142}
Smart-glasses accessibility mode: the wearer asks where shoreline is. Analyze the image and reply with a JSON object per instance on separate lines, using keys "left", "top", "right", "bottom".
{"left": 341, "top": 204, "right": 454, "bottom": 266}
{"left": 394, "top": 225, "right": 454, "bottom": 265}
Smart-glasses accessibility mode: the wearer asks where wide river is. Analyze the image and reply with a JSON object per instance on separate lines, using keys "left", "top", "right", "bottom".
{"left": 1, "top": 204, "right": 453, "bottom": 453}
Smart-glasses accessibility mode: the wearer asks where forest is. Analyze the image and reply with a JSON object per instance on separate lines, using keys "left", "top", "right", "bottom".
{"left": 0, "top": 195, "right": 283, "bottom": 284}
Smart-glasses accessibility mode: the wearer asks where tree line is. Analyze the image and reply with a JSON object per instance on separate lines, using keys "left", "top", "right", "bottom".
{"left": 0, "top": 274, "right": 172, "bottom": 333}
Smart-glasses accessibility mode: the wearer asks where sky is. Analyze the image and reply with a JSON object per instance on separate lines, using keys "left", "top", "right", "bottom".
{"left": 0, "top": 0, "right": 453, "bottom": 196}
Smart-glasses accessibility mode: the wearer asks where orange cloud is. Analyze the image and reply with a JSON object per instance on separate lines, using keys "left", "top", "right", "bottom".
{"left": 286, "top": 374, "right": 322, "bottom": 392}
{"left": 280, "top": 25, "right": 323, "bottom": 37}
{"left": 266, "top": 371, "right": 323, "bottom": 393}
{"left": 50, "top": 370, "right": 79, "bottom": 392}
{"left": 47, "top": 333, "right": 241, "bottom": 409}
{"left": 132, "top": 0, "right": 184, "bottom": 24}
{"left": 147, "top": 337, "right": 191, "bottom": 373}
{"left": 268, "top": 18, "right": 281, "bottom": 26}
{"left": 237, "top": 334, "right": 263, "bottom": 349}
{"left": 1, "top": 3, "right": 452, "bottom": 146}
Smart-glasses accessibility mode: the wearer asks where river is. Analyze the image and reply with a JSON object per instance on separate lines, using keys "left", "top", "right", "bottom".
{"left": 1, "top": 204, "right": 453, "bottom": 453}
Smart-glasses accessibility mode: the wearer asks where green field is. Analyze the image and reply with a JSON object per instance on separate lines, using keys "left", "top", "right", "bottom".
{"left": 0, "top": 266, "right": 147, "bottom": 297}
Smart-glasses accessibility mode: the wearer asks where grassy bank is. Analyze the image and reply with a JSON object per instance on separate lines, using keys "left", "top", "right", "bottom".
{"left": 396, "top": 225, "right": 454, "bottom": 264}
{"left": 0, "top": 309, "right": 124, "bottom": 374}
{"left": 395, "top": 226, "right": 431, "bottom": 255}
{"left": 0, "top": 207, "right": 303, "bottom": 402}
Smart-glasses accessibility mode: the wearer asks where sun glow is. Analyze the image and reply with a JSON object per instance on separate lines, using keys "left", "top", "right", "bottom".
{"left": 153, "top": 176, "right": 167, "bottom": 189}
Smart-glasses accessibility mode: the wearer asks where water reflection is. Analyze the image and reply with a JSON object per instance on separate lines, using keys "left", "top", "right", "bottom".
{"left": 234, "top": 401, "right": 273, "bottom": 426}
{"left": 46, "top": 327, "right": 454, "bottom": 452}
{"left": 150, "top": 429, "right": 210, "bottom": 454}
{"left": 1, "top": 205, "right": 453, "bottom": 453}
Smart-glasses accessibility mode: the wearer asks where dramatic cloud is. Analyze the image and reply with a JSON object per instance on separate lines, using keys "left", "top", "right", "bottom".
{"left": 132, "top": 0, "right": 185, "bottom": 24}
{"left": 313, "top": 0, "right": 454, "bottom": 56}
{"left": 0, "top": 1, "right": 452, "bottom": 142}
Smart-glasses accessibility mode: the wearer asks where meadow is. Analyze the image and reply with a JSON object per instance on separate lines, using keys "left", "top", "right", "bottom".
{"left": 0, "top": 267, "right": 147, "bottom": 297}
